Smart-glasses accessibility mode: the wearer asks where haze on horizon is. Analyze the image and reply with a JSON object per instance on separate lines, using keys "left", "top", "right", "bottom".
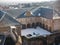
{"left": 0, "top": 0, "right": 55, "bottom": 3}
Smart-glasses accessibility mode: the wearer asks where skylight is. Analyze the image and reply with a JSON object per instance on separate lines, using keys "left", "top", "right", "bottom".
{"left": 31, "top": 12, "right": 33, "bottom": 15}
{"left": 38, "top": 13, "right": 41, "bottom": 16}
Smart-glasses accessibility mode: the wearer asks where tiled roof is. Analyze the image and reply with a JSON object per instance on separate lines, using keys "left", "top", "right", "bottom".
{"left": 16, "top": 11, "right": 37, "bottom": 18}
{"left": 30, "top": 7, "right": 54, "bottom": 19}
{"left": 32, "top": 7, "right": 60, "bottom": 19}
{"left": 17, "top": 7, "right": 54, "bottom": 19}
{"left": 0, "top": 11, "right": 20, "bottom": 27}
{"left": 0, "top": 11, "right": 4, "bottom": 19}
{"left": 4, "top": 7, "right": 58, "bottom": 19}
{"left": 16, "top": 11, "right": 26, "bottom": 18}
{"left": 31, "top": 8, "right": 41, "bottom": 16}
{"left": 40, "top": 8, "right": 53, "bottom": 19}
{"left": 16, "top": 7, "right": 38, "bottom": 18}
{"left": 3, "top": 9, "right": 26, "bottom": 18}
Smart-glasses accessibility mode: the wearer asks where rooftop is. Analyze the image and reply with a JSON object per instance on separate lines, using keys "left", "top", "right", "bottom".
{"left": 4, "top": 7, "right": 60, "bottom": 19}
{"left": 0, "top": 10, "right": 20, "bottom": 27}
{"left": 16, "top": 7, "right": 54, "bottom": 19}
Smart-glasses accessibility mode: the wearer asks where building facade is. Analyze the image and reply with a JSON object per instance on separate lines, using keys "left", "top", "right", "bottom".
{"left": 4, "top": 7, "right": 60, "bottom": 45}
{"left": 16, "top": 7, "right": 60, "bottom": 32}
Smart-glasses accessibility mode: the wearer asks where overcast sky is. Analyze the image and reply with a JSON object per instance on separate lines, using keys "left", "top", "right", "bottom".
{"left": 0, "top": 0, "right": 55, "bottom": 3}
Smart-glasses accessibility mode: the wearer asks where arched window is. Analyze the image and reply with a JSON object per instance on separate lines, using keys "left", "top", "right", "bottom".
{"left": 39, "top": 23, "right": 42, "bottom": 27}
{"left": 27, "top": 24, "right": 31, "bottom": 28}
{"left": 32, "top": 23, "right": 36, "bottom": 28}
{"left": 43, "top": 24, "right": 46, "bottom": 29}
{"left": 36, "top": 22, "right": 40, "bottom": 27}
{"left": 49, "top": 27, "right": 51, "bottom": 32}
{"left": 45, "top": 25, "right": 48, "bottom": 30}
{"left": 42, "top": 24, "right": 45, "bottom": 29}
{"left": 22, "top": 24, "right": 26, "bottom": 29}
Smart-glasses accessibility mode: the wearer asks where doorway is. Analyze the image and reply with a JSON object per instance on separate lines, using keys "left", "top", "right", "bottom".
{"left": 32, "top": 23, "right": 36, "bottom": 28}
{"left": 27, "top": 24, "right": 31, "bottom": 28}
{"left": 22, "top": 24, "right": 26, "bottom": 29}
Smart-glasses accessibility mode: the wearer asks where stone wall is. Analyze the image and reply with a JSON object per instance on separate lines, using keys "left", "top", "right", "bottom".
{"left": 22, "top": 37, "right": 44, "bottom": 45}
{"left": 17, "top": 17, "right": 53, "bottom": 31}
{"left": 17, "top": 16, "right": 60, "bottom": 32}
{"left": 0, "top": 27, "right": 10, "bottom": 32}
{"left": 37, "top": 17, "right": 53, "bottom": 32}
{"left": 53, "top": 19, "right": 60, "bottom": 31}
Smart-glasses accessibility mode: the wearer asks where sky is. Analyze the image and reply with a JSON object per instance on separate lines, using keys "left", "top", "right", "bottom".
{"left": 0, "top": 0, "right": 55, "bottom": 3}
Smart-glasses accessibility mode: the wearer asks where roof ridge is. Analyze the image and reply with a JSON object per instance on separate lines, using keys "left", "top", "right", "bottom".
{"left": 54, "top": 9, "right": 60, "bottom": 15}
{"left": 6, "top": 12, "right": 21, "bottom": 25}
{"left": 0, "top": 12, "right": 6, "bottom": 22}
{"left": 30, "top": 6, "right": 40, "bottom": 12}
